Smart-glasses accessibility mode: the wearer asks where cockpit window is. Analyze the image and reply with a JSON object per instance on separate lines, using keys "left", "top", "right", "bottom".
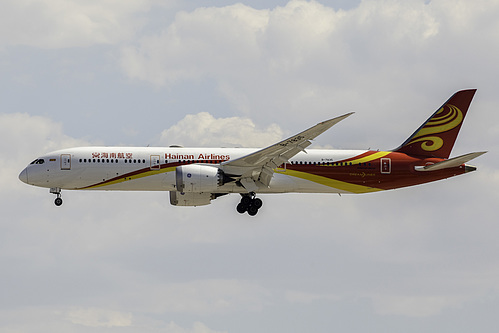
{"left": 31, "top": 159, "right": 45, "bottom": 165}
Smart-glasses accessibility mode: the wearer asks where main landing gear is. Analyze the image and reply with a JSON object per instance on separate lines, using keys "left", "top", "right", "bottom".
{"left": 236, "top": 193, "right": 263, "bottom": 216}
{"left": 50, "top": 187, "right": 63, "bottom": 206}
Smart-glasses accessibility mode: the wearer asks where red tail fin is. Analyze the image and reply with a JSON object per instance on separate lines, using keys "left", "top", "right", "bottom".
{"left": 394, "top": 89, "right": 476, "bottom": 159}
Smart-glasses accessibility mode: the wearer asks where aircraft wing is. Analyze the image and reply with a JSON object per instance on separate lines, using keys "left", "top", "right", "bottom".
{"left": 220, "top": 113, "right": 354, "bottom": 192}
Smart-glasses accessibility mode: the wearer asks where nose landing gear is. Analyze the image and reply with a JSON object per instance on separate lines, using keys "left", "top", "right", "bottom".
{"left": 236, "top": 193, "right": 263, "bottom": 216}
{"left": 50, "top": 187, "right": 63, "bottom": 206}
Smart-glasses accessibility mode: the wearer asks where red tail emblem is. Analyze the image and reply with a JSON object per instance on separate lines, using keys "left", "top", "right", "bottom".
{"left": 395, "top": 89, "right": 476, "bottom": 159}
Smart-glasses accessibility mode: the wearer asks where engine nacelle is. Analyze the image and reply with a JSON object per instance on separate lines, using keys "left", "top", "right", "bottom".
{"left": 175, "top": 164, "right": 223, "bottom": 193}
{"left": 169, "top": 191, "right": 213, "bottom": 206}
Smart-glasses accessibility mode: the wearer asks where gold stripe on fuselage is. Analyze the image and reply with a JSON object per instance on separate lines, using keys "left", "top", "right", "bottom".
{"left": 80, "top": 166, "right": 176, "bottom": 189}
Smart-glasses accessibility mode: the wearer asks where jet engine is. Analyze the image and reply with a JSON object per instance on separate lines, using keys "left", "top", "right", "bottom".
{"left": 169, "top": 191, "right": 214, "bottom": 206}
{"left": 175, "top": 164, "right": 225, "bottom": 193}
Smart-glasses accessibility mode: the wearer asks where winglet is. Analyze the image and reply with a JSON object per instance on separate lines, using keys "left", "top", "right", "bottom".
{"left": 394, "top": 89, "right": 476, "bottom": 159}
{"left": 277, "top": 112, "right": 355, "bottom": 149}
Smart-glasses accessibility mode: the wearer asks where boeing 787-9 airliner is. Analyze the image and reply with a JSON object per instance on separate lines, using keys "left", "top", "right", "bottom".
{"left": 19, "top": 89, "right": 486, "bottom": 216}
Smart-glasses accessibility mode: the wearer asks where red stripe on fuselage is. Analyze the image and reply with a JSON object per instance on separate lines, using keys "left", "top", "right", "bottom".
{"left": 286, "top": 151, "right": 466, "bottom": 191}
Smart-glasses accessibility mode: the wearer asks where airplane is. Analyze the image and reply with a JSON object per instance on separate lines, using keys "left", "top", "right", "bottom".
{"left": 19, "top": 89, "right": 486, "bottom": 216}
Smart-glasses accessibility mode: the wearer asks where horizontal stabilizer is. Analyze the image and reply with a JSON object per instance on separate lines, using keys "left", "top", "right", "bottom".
{"left": 415, "top": 151, "right": 487, "bottom": 172}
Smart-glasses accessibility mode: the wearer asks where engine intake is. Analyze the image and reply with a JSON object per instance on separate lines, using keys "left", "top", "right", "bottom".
{"left": 175, "top": 164, "right": 225, "bottom": 193}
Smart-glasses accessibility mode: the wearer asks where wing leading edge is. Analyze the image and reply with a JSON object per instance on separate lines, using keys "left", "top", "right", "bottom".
{"left": 220, "top": 113, "right": 354, "bottom": 192}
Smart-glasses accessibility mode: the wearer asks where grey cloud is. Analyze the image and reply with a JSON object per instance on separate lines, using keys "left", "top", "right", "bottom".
{"left": 2, "top": 1, "right": 499, "bottom": 332}
{"left": 119, "top": 0, "right": 499, "bottom": 129}
{"left": 0, "top": 0, "right": 159, "bottom": 48}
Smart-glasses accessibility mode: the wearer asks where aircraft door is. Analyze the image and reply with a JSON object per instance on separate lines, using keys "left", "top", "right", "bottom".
{"left": 381, "top": 158, "right": 391, "bottom": 174}
{"left": 61, "top": 154, "right": 71, "bottom": 170}
{"left": 150, "top": 155, "right": 161, "bottom": 170}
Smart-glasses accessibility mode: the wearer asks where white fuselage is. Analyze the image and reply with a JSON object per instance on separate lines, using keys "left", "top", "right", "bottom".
{"left": 19, "top": 146, "right": 369, "bottom": 194}
{"left": 17, "top": 91, "right": 483, "bottom": 213}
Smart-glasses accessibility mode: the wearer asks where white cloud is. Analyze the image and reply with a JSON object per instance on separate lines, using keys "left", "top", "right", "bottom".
{"left": 3, "top": 0, "right": 499, "bottom": 331}
{"left": 0, "top": 113, "right": 89, "bottom": 156}
{"left": 0, "top": 0, "right": 162, "bottom": 48}
{"left": 121, "top": 3, "right": 269, "bottom": 85}
{"left": 285, "top": 290, "right": 340, "bottom": 304}
{"left": 119, "top": 0, "right": 499, "bottom": 152}
{"left": 0, "top": 307, "right": 225, "bottom": 333}
{"left": 163, "top": 321, "right": 228, "bottom": 333}
{"left": 65, "top": 307, "right": 132, "bottom": 327}
{"left": 157, "top": 112, "right": 283, "bottom": 147}
{"left": 123, "top": 279, "right": 270, "bottom": 315}
{"left": 0, "top": 113, "right": 90, "bottom": 192}
{"left": 371, "top": 294, "right": 461, "bottom": 317}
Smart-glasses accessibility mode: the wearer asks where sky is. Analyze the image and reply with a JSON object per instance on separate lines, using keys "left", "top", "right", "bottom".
{"left": 1, "top": 0, "right": 498, "bottom": 332}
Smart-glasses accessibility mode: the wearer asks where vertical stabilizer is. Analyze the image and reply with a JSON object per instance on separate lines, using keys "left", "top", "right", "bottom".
{"left": 394, "top": 89, "right": 476, "bottom": 159}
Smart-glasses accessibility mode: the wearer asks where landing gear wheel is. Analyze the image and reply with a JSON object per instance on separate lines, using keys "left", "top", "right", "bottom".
{"left": 236, "top": 202, "right": 247, "bottom": 214}
{"left": 247, "top": 205, "right": 259, "bottom": 216}
{"left": 238, "top": 193, "right": 263, "bottom": 216}
{"left": 240, "top": 195, "right": 251, "bottom": 206}
{"left": 50, "top": 188, "right": 63, "bottom": 206}
{"left": 252, "top": 198, "right": 263, "bottom": 209}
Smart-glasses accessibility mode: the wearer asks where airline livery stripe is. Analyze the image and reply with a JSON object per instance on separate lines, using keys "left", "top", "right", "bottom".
{"left": 346, "top": 151, "right": 391, "bottom": 165}
{"left": 80, "top": 166, "right": 176, "bottom": 189}
{"left": 284, "top": 169, "right": 384, "bottom": 194}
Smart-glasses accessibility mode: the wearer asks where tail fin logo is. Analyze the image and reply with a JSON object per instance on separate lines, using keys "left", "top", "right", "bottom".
{"left": 405, "top": 104, "right": 463, "bottom": 152}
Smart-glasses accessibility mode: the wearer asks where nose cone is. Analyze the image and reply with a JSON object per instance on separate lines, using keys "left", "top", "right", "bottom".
{"left": 19, "top": 168, "right": 28, "bottom": 184}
